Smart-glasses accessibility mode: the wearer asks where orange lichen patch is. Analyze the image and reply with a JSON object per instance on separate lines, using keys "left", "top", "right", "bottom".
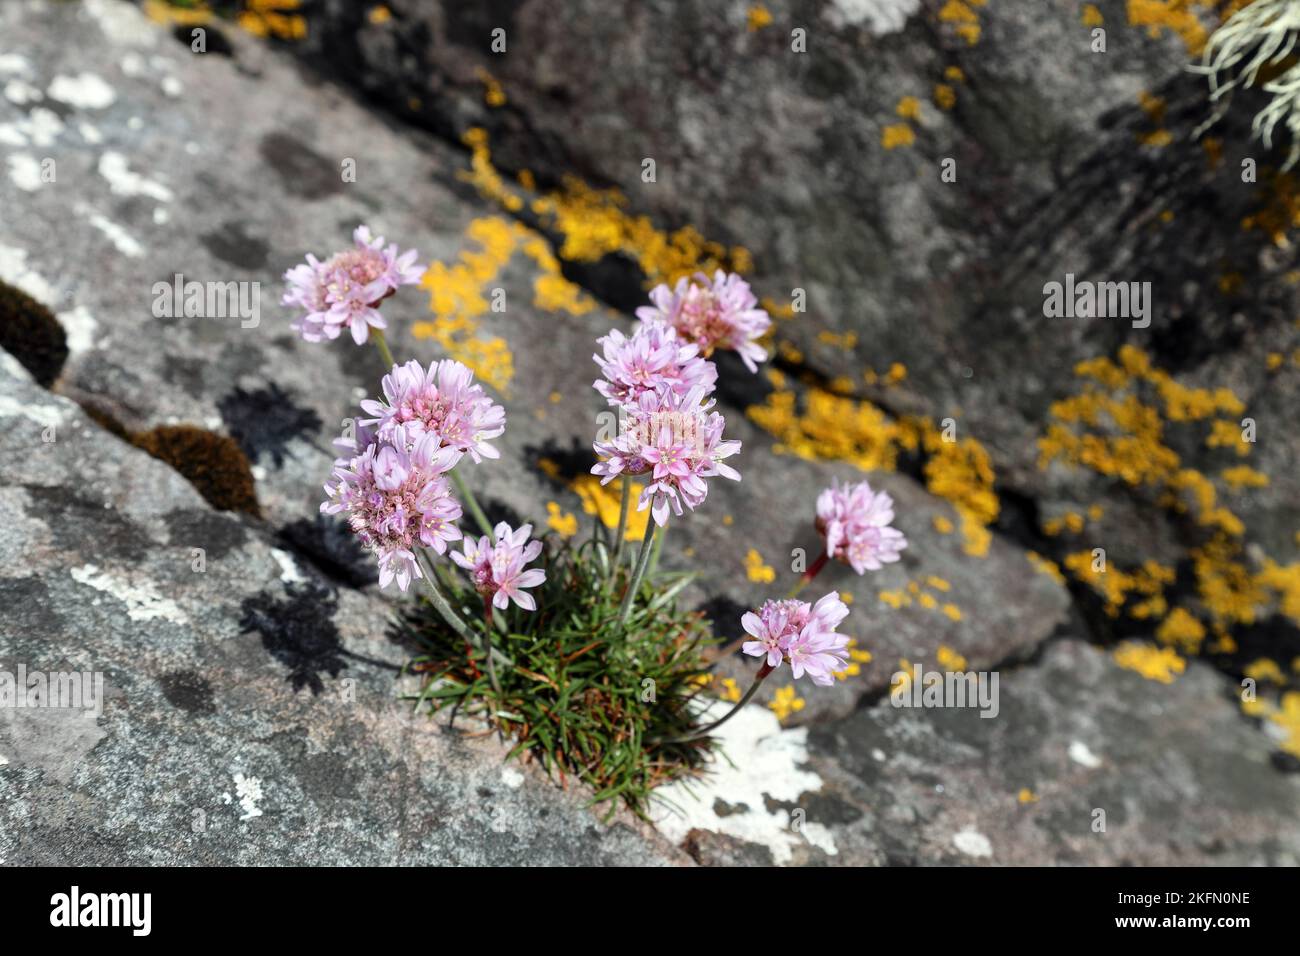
{"left": 938, "top": 0, "right": 984, "bottom": 44}
{"left": 476, "top": 67, "right": 506, "bottom": 107}
{"left": 1125, "top": 0, "right": 1211, "bottom": 57}
{"left": 1206, "top": 418, "right": 1252, "bottom": 457}
{"left": 744, "top": 548, "right": 777, "bottom": 584}
{"left": 1257, "top": 559, "right": 1300, "bottom": 626}
{"left": 1027, "top": 550, "right": 1066, "bottom": 585}
{"left": 945, "top": 65, "right": 966, "bottom": 83}
{"left": 882, "top": 123, "right": 916, "bottom": 149}
{"left": 1156, "top": 606, "right": 1206, "bottom": 654}
{"left": 1221, "top": 464, "right": 1270, "bottom": 490}
{"left": 1113, "top": 641, "right": 1186, "bottom": 683}
{"left": 747, "top": 4, "right": 773, "bottom": 31}
{"left": 570, "top": 475, "right": 649, "bottom": 543}
{"left": 367, "top": 5, "right": 392, "bottom": 25}
{"left": 896, "top": 96, "right": 923, "bottom": 121}
{"left": 719, "top": 677, "right": 742, "bottom": 702}
{"left": 237, "top": 0, "right": 308, "bottom": 40}
{"left": 1081, "top": 3, "right": 1105, "bottom": 26}
{"left": 817, "top": 329, "right": 859, "bottom": 349}
{"left": 545, "top": 501, "right": 578, "bottom": 539}
{"left": 768, "top": 685, "right": 805, "bottom": 722}
{"left": 936, "top": 644, "right": 968, "bottom": 671}
{"left": 934, "top": 83, "right": 957, "bottom": 110}
{"left": 933, "top": 514, "right": 955, "bottom": 535}
{"left": 1018, "top": 788, "right": 1039, "bottom": 804}
{"left": 143, "top": 0, "right": 212, "bottom": 27}
{"left": 1241, "top": 171, "right": 1300, "bottom": 246}
{"left": 1245, "top": 658, "right": 1287, "bottom": 684}
{"left": 879, "top": 589, "right": 911, "bottom": 610}
{"left": 1065, "top": 552, "right": 1175, "bottom": 619}
{"left": 1192, "top": 534, "right": 1265, "bottom": 628}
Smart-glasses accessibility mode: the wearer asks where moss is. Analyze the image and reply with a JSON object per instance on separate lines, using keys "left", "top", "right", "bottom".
{"left": 130, "top": 425, "right": 260, "bottom": 516}
{"left": 0, "top": 279, "right": 68, "bottom": 388}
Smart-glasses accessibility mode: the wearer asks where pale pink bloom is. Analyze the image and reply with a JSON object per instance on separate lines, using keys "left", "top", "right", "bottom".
{"left": 361, "top": 359, "right": 506, "bottom": 463}
{"left": 593, "top": 321, "right": 717, "bottom": 408}
{"left": 283, "top": 226, "right": 424, "bottom": 345}
{"left": 321, "top": 424, "right": 463, "bottom": 591}
{"left": 741, "top": 592, "right": 851, "bottom": 686}
{"left": 635, "top": 270, "right": 771, "bottom": 372}
{"left": 815, "top": 478, "right": 908, "bottom": 574}
{"left": 591, "top": 385, "right": 740, "bottom": 525}
{"left": 451, "top": 522, "right": 547, "bottom": 611}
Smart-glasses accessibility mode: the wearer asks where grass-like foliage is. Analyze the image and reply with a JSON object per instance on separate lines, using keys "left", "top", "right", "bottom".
{"left": 397, "top": 525, "right": 720, "bottom": 819}
{"left": 1195, "top": 0, "right": 1300, "bottom": 168}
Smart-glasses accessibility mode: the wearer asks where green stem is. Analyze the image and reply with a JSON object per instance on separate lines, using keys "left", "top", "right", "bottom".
{"left": 663, "top": 662, "right": 774, "bottom": 744}
{"left": 618, "top": 519, "right": 660, "bottom": 626}
{"left": 648, "top": 520, "right": 667, "bottom": 576}
{"left": 482, "top": 598, "right": 504, "bottom": 701}
{"left": 371, "top": 328, "right": 397, "bottom": 369}
{"left": 450, "top": 467, "right": 494, "bottom": 541}
{"left": 611, "top": 479, "right": 631, "bottom": 569}
{"left": 416, "top": 551, "right": 512, "bottom": 667}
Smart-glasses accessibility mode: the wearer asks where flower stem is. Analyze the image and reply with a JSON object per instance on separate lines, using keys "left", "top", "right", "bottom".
{"left": 611, "top": 479, "right": 631, "bottom": 568}
{"left": 663, "top": 662, "right": 774, "bottom": 744}
{"left": 786, "top": 549, "right": 828, "bottom": 599}
{"left": 450, "top": 467, "right": 494, "bottom": 541}
{"left": 371, "top": 328, "right": 397, "bottom": 369}
{"left": 648, "top": 520, "right": 667, "bottom": 576}
{"left": 416, "top": 550, "right": 512, "bottom": 667}
{"left": 618, "top": 519, "right": 660, "bottom": 626}
{"left": 482, "top": 598, "right": 504, "bottom": 701}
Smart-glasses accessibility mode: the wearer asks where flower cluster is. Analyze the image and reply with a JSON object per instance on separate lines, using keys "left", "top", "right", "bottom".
{"left": 592, "top": 321, "right": 717, "bottom": 408}
{"left": 451, "top": 522, "right": 547, "bottom": 611}
{"left": 592, "top": 385, "right": 741, "bottom": 525}
{"left": 816, "top": 478, "right": 908, "bottom": 573}
{"left": 362, "top": 359, "right": 506, "bottom": 463}
{"left": 636, "top": 270, "right": 771, "bottom": 373}
{"left": 321, "top": 423, "right": 463, "bottom": 591}
{"left": 283, "top": 226, "right": 423, "bottom": 345}
{"left": 740, "top": 593, "right": 851, "bottom": 686}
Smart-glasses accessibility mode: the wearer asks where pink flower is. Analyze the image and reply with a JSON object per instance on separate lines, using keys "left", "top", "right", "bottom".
{"left": 321, "top": 424, "right": 462, "bottom": 591}
{"left": 591, "top": 385, "right": 740, "bottom": 525}
{"left": 283, "top": 226, "right": 424, "bottom": 345}
{"left": 593, "top": 321, "right": 717, "bottom": 408}
{"left": 451, "top": 522, "right": 547, "bottom": 611}
{"left": 741, "top": 592, "right": 851, "bottom": 686}
{"left": 361, "top": 359, "right": 506, "bottom": 463}
{"left": 815, "top": 478, "right": 908, "bottom": 573}
{"left": 635, "top": 270, "right": 771, "bottom": 372}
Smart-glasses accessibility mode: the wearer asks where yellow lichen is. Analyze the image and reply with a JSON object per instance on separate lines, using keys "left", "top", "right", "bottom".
{"left": 1113, "top": 641, "right": 1186, "bottom": 683}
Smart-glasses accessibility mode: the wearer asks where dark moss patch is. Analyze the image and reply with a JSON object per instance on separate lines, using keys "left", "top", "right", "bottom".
{"left": 217, "top": 382, "right": 321, "bottom": 467}
{"left": 158, "top": 670, "right": 216, "bottom": 714}
{"left": 131, "top": 425, "right": 260, "bottom": 516}
{"left": 76, "top": 401, "right": 131, "bottom": 441}
{"left": 0, "top": 279, "right": 68, "bottom": 387}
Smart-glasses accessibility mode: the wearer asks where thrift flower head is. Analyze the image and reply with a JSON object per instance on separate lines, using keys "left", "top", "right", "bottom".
{"left": 591, "top": 385, "right": 740, "bottom": 525}
{"left": 816, "top": 478, "right": 908, "bottom": 573}
{"left": 741, "top": 592, "right": 851, "bottom": 686}
{"left": 451, "top": 522, "right": 547, "bottom": 611}
{"left": 362, "top": 358, "right": 506, "bottom": 463}
{"left": 593, "top": 321, "right": 717, "bottom": 408}
{"left": 283, "top": 226, "right": 423, "bottom": 345}
{"left": 321, "top": 424, "right": 463, "bottom": 591}
{"left": 635, "top": 270, "right": 771, "bottom": 372}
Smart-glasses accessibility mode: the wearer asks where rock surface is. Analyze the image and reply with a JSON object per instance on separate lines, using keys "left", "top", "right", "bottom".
{"left": 0, "top": 0, "right": 1296, "bottom": 865}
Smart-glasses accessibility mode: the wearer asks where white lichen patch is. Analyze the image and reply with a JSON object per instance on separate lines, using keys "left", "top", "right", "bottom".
{"left": 70, "top": 563, "right": 190, "bottom": 625}
{"left": 0, "top": 394, "right": 65, "bottom": 429}
{"left": 98, "top": 151, "right": 173, "bottom": 202}
{"left": 651, "top": 701, "right": 837, "bottom": 864}
{"left": 500, "top": 766, "right": 525, "bottom": 789}
{"left": 84, "top": 0, "right": 158, "bottom": 48}
{"left": 826, "top": 0, "right": 921, "bottom": 34}
{"left": 58, "top": 305, "right": 100, "bottom": 354}
{"left": 0, "top": 54, "right": 31, "bottom": 77}
{"left": 0, "top": 106, "right": 65, "bottom": 149}
{"left": 953, "top": 826, "right": 994, "bottom": 858}
{"left": 0, "top": 243, "right": 57, "bottom": 303}
{"left": 1068, "top": 740, "right": 1102, "bottom": 768}
{"left": 84, "top": 210, "right": 144, "bottom": 257}
{"left": 47, "top": 73, "right": 116, "bottom": 110}
{"left": 4, "top": 78, "right": 42, "bottom": 105}
{"left": 270, "top": 548, "right": 305, "bottom": 584}
{"left": 232, "top": 772, "right": 264, "bottom": 821}
{"left": 7, "top": 153, "right": 43, "bottom": 192}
